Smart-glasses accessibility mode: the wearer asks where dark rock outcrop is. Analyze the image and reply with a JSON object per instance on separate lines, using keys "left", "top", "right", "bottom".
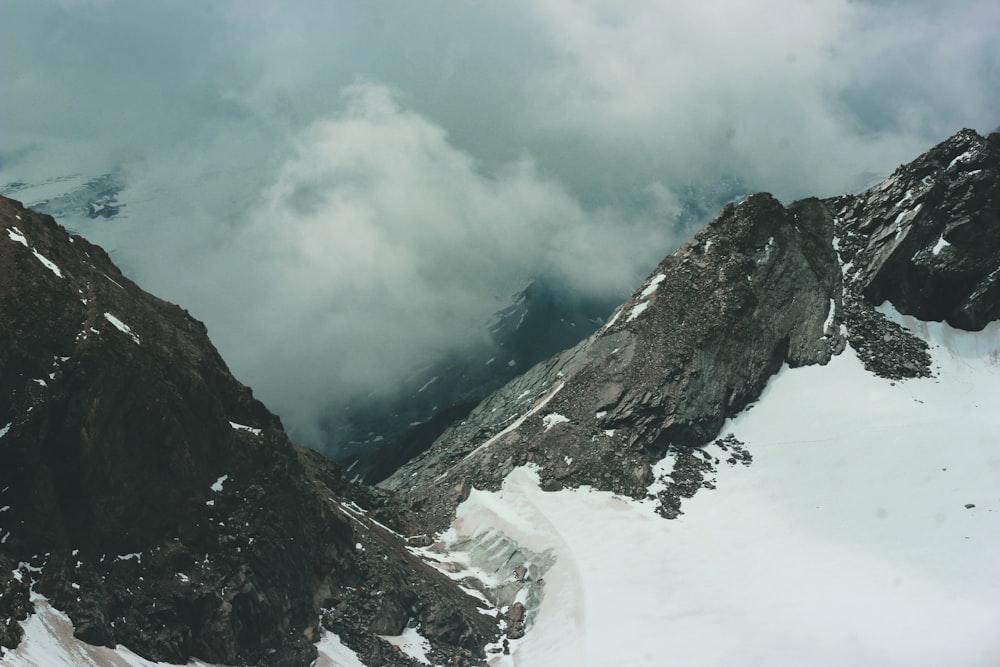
{"left": 384, "top": 193, "right": 846, "bottom": 529}
{"left": 831, "top": 128, "right": 1000, "bottom": 330}
{"left": 0, "top": 196, "right": 497, "bottom": 665}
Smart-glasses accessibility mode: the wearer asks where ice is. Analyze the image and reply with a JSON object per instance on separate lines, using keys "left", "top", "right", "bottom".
{"left": 947, "top": 150, "right": 974, "bottom": 170}
{"left": 417, "top": 376, "right": 439, "bottom": 393}
{"left": 601, "top": 307, "right": 623, "bottom": 332}
{"left": 32, "top": 250, "right": 64, "bottom": 278}
{"left": 639, "top": 273, "right": 666, "bottom": 299}
{"left": 541, "top": 413, "right": 570, "bottom": 431}
{"left": 228, "top": 421, "right": 262, "bottom": 436}
{"left": 822, "top": 298, "right": 836, "bottom": 334}
{"left": 210, "top": 475, "right": 229, "bottom": 493}
{"left": 313, "top": 630, "right": 367, "bottom": 667}
{"left": 932, "top": 236, "right": 951, "bottom": 255}
{"left": 625, "top": 301, "right": 649, "bottom": 323}
{"left": 103, "top": 313, "right": 140, "bottom": 344}
{"left": 7, "top": 227, "right": 29, "bottom": 247}
{"left": 3, "top": 594, "right": 216, "bottom": 667}
{"left": 378, "top": 625, "right": 433, "bottom": 665}
{"left": 102, "top": 273, "right": 125, "bottom": 289}
{"left": 1, "top": 423, "right": 11, "bottom": 438}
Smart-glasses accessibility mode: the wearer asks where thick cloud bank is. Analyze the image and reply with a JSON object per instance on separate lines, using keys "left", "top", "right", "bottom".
{"left": 2, "top": 0, "right": 998, "bottom": 443}
{"left": 167, "top": 84, "right": 662, "bottom": 438}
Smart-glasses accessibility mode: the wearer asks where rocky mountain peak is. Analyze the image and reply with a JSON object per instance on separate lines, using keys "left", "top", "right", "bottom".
{"left": 833, "top": 127, "right": 1000, "bottom": 330}
{"left": 384, "top": 128, "right": 999, "bottom": 534}
{"left": 0, "top": 197, "right": 499, "bottom": 665}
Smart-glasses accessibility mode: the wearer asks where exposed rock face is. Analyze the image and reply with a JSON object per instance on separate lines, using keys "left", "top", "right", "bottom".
{"left": 0, "top": 196, "right": 497, "bottom": 665}
{"left": 384, "top": 193, "right": 845, "bottom": 530}
{"left": 330, "top": 279, "right": 616, "bottom": 486}
{"left": 832, "top": 128, "right": 1000, "bottom": 330}
{"left": 384, "top": 129, "right": 1000, "bottom": 535}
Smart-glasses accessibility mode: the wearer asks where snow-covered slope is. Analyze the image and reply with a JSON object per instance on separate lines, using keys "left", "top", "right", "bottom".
{"left": 5, "top": 594, "right": 367, "bottom": 667}
{"left": 440, "top": 309, "right": 999, "bottom": 666}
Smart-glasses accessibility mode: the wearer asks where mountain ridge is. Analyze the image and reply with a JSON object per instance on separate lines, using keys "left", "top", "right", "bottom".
{"left": 2, "top": 126, "right": 998, "bottom": 665}
{"left": 382, "top": 127, "right": 999, "bottom": 532}
{"left": 0, "top": 197, "right": 499, "bottom": 665}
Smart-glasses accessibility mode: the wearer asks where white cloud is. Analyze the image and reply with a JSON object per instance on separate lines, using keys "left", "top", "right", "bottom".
{"left": 150, "top": 83, "right": 664, "bottom": 441}
{"left": 516, "top": 0, "right": 1000, "bottom": 197}
{"left": 2, "top": 0, "right": 997, "bottom": 444}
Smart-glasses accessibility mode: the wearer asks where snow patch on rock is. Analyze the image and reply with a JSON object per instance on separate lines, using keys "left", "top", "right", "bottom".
{"left": 541, "top": 413, "right": 570, "bottom": 431}
{"left": 103, "top": 313, "right": 140, "bottom": 344}
{"left": 228, "top": 421, "right": 262, "bottom": 436}
{"left": 32, "top": 250, "right": 63, "bottom": 278}
{"left": 7, "top": 227, "right": 28, "bottom": 247}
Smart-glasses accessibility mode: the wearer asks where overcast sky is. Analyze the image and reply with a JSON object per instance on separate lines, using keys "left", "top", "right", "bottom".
{"left": 2, "top": 0, "right": 998, "bottom": 444}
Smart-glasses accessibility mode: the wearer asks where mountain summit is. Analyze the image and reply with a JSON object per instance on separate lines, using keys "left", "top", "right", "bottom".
{"left": 384, "top": 128, "right": 999, "bottom": 525}
{"left": 2, "top": 128, "right": 999, "bottom": 666}
{"left": 0, "top": 197, "right": 498, "bottom": 665}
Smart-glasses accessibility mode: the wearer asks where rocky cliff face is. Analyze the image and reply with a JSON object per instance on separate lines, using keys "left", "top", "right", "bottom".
{"left": 327, "top": 279, "right": 616, "bottom": 486}
{"left": 0, "top": 196, "right": 498, "bottom": 665}
{"left": 834, "top": 128, "right": 1000, "bottom": 330}
{"left": 383, "top": 128, "right": 1000, "bottom": 533}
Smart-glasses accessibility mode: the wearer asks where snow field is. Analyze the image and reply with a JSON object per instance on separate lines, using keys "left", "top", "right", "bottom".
{"left": 452, "top": 310, "right": 1000, "bottom": 667}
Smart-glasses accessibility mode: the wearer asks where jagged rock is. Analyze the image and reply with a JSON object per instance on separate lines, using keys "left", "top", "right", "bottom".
{"left": 0, "top": 196, "right": 498, "bottom": 665}
{"left": 0, "top": 556, "right": 32, "bottom": 651}
{"left": 385, "top": 193, "right": 844, "bottom": 530}
{"left": 385, "top": 128, "right": 1000, "bottom": 535}
{"left": 506, "top": 602, "right": 526, "bottom": 640}
{"left": 831, "top": 128, "right": 1000, "bottom": 330}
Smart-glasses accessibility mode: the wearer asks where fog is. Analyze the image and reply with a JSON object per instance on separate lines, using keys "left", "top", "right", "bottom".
{"left": 2, "top": 0, "right": 997, "bottom": 444}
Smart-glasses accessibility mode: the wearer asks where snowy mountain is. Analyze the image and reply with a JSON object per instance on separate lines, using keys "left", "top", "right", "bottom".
{"left": 2, "top": 128, "right": 999, "bottom": 666}
{"left": 0, "top": 197, "right": 499, "bottom": 666}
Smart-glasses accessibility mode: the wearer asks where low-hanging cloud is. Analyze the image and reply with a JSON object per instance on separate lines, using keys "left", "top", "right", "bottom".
{"left": 128, "top": 83, "right": 666, "bottom": 441}
{"left": 518, "top": 0, "right": 1000, "bottom": 199}
{"left": 2, "top": 0, "right": 998, "bottom": 444}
